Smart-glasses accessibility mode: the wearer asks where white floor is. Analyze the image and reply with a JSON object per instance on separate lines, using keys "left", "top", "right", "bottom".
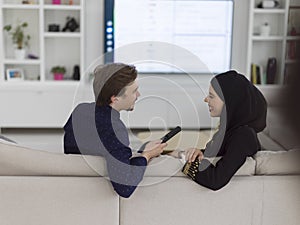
{"left": 1, "top": 128, "right": 144, "bottom": 153}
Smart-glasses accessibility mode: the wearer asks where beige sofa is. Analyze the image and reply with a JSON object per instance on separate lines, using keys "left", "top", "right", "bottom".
{"left": 0, "top": 86, "right": 300, "bottom": 225}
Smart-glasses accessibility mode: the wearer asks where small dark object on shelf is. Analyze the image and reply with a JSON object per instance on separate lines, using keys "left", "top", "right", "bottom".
{"left": 28, "top": 54, "right": 39, "bottom": 59}
{"left": 266, "top": 57, "right": 277, "bottom": 84}
{"left": 72, "top": 65, "right": 80, "bottom": 80}
{"left": 48, "top": 24, "right": 60, "bottom": 32}
{"left": 62, "top": 17, "right": 79, "bottom": 32}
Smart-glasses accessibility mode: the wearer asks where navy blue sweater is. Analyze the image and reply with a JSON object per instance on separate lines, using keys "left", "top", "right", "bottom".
{"left": 64, "top": 103, "right": 147, "bottom": 198}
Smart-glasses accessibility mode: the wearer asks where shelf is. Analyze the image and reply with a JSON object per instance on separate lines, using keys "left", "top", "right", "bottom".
{"left": 43, "top": 5, "right": 81, "bottom": 10}
{"left": 285, "top": 59, "right": 300, "bottom": 64}
{"left": 0, "top": 81, "right": 79, "bottom": 90}
{"left": 1, "top": 4, "right": 40, "bottom": 9}
{"left": 286, "top": 36, "right": 300, "bottom": 41}
{"left": 4, "top": 59, "right": 41, "bottom": 65}
{"left": 252, "top": 35, "right": 284, "bottom": 41}
{"left": 43, "top": 80, "right": 80, "bottom": 85}
{"left": 44, "top": 32, "right": 81, "bottom": 38}
{"left": 254, "top": 8, "right": 285, "bottom": 14}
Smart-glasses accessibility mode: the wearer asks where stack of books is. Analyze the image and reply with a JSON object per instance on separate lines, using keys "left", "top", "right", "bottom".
{"left": 251, "top": 63, "right": 265, "bottom": 84}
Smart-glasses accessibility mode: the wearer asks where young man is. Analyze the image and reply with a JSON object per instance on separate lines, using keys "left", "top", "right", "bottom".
{"left": 64, "top": 63, "right": 166, "bottom": 198}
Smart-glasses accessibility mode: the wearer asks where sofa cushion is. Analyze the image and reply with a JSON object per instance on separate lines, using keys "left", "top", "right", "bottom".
{"left": 255, "top": 149, "right": 300, "bottom": 175}
{"left": 0, "top": 177, "right": 119, "bottom": 225}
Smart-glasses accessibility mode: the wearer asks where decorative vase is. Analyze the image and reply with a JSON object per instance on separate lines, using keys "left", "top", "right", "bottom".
{"left": 52, "top": 0, "right": 61, "bottom": 4}
{"left": 260, "top": 23, "right": 271, "bottom": 36}
{"left": 53, "top": 73, "right": 64, "bottom": 80}
{"left": 14, "top": 49, "right": 26, "bottom": 60}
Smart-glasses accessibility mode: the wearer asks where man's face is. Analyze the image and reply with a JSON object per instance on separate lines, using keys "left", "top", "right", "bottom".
{"left": 116, "top": 80, "right": 140, "bottom": 111}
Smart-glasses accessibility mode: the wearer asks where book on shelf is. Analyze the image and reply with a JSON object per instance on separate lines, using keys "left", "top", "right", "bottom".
{"left": 251, "top": 63, "right": 265, "bottom": 85}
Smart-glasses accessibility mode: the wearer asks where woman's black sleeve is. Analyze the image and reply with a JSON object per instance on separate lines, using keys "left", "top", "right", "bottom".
{"left": 192, "top": 128, "right": 258, "bottom": 191}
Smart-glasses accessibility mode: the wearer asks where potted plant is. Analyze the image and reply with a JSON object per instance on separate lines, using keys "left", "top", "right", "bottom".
{"left": 51, "top": 66, "right": 66, "bottom": 80}
{"left": 3, "top": 21, "right": 30, "bottom": 60}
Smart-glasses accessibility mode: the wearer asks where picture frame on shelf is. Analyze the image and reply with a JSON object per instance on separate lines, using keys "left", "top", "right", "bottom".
{"left": 6, "top": 68, "right": 24, "bottom": 81}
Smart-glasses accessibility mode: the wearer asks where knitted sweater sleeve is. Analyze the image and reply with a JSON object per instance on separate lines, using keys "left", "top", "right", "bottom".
{"left": 101, "top": 127, "right": 147, "bottom": 198}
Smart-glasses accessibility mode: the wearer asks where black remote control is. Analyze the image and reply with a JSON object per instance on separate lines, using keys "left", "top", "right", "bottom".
{"left": 161, "top": 126, "right": 181, "bottom": 143}
{"left": 137, "top": 126, "right": 181, "bottom": 153}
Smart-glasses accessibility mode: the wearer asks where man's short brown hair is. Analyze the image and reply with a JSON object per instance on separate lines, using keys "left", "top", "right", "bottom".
{"left": 93, "top": 63, "right": 137, "bottom": 106}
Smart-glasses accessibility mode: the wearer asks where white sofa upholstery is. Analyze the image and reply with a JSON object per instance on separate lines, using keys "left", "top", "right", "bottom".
{"left": 0, "top": 86, "right": 300, "bottom": 225}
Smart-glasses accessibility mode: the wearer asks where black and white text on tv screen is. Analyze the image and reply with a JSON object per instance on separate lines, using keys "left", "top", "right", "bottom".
{"left": 104, "top": 0, "right": 233, "bottom": 74}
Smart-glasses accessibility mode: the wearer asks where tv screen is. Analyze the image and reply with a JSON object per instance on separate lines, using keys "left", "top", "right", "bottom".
{"left": 104, "top": 0, "right": 234, "bottom": 74}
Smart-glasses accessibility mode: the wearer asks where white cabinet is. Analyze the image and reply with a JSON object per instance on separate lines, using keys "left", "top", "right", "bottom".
{"left": 0, "top": 0, "right": 84, "bottom": 82}
{"left": 0, "top": 83, "right": 76, "bottom": 127}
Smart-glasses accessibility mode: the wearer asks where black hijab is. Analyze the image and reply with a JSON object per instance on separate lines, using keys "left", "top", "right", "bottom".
{"left": 205, "top": 70, "right": 267, "bottom": 157}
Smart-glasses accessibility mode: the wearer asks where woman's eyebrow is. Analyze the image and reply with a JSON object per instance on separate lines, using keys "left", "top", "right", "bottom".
{"left": 209, "top": 92, "right": 214, "bottom": 96}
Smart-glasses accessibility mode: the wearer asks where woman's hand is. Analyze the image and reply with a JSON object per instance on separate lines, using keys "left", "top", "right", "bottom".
{"left": 185, "top": 148, "right": 204, "bottom": 163}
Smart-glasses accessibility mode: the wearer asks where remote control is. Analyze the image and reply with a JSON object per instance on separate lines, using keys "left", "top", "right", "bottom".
{"left": 137, "top": 126, "right": 181, "bottom": 153}
{"left": 160, "top": 126, "right": 181, "bottom": 143}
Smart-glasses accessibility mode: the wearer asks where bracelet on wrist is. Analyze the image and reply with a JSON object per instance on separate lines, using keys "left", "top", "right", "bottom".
{"left": 182, "top": 159, "right": 200, "bottom": 180}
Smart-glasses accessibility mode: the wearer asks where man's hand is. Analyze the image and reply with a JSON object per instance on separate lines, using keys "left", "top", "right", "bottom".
{"left": 185, "top": 148, "right": 204, "bottom": 163}
{"left": 141, "top": 140, "right": 167, "bottom": 162}
{"left": 143, "top": 140, "right": 161, "bottom": 151}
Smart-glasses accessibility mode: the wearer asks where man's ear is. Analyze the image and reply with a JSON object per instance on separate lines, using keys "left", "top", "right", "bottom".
{"left": 110, "top": 95, "right": 118, "bottom": 104}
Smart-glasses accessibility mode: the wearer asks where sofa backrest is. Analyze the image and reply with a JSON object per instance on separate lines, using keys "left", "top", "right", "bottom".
{"left": 0, "top": 140, "right": 256, "bottom": 178}
{"left": 2, "top": 138, "right": 300, "bottom": 178}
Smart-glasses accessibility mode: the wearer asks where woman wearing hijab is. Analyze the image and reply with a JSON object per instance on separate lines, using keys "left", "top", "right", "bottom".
{"left": 181, "top": 70, "right": 267, "bottom": 191}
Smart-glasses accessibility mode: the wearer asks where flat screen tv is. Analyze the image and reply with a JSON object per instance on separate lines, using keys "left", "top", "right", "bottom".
{"left": 104, "top": 0, "right": 234, "bottom": 74}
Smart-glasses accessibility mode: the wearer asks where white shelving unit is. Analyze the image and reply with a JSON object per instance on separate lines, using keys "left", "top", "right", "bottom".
{"left": 247, "top": 0, "right": 300, "bottom": 84}
{"left": 247, "top": 0, "right": 288, "bottom": 84}
{"left": 0, "top": 0, "right": 84, "bottom": 83}
{"left": 0, "top": 0, "right": 85, "bottom": 128}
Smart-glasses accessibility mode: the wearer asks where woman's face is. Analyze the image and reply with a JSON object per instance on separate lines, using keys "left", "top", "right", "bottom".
{"left": 204, "top": 85, "right": 224, "bottom": 117}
